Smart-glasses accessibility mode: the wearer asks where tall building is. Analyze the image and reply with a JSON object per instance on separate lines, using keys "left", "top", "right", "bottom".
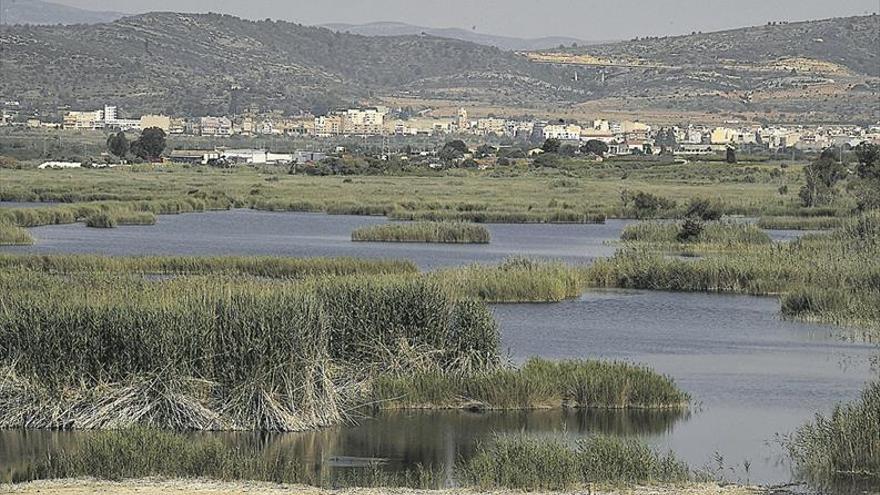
{"left": 457, "top": 107, "right": 469, "bottom": 129}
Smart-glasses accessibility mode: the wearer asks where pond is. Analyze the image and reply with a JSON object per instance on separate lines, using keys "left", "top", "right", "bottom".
{"left": 0, "top": 210, "right": 873, "bottom": 490}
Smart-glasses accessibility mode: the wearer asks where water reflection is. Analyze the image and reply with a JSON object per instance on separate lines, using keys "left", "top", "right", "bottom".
{"left": 0, "top": 408, "right": 688, "bottom": 484}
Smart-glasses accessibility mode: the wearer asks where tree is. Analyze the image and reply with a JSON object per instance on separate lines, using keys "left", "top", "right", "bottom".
{"left": 725, "top": 146, "right": 737, "bottom": 164}
{"left": 580, "top": 139, "right": 609, "bottom": 157}
{"left": 854, "top": 143, "right": 880, "bottom": 181}
{"left": 799, "top": 152, "right": 847, "bottom": 207}
{"left": 131, "top": 127, "right": 167, "bottom": 161}
{"left": 106, "top": 132, "right": 129, "bottom": 159}
{"left": 474, "top": 144, "right": 497, "bottom": 159}
{"left": 655, "top": 128, "right": 677, "bottom": 154}
{"left": 558, "top": 144, "right": 578, "bottom": 157}
{"left": 438, "top": 140, "right": 468, "bottom": 162}
{"left": 541, "top": 138, "right": 561, "bottom": 154}
{"left": 852, "top": 143, "right": 880, "bottom": 210}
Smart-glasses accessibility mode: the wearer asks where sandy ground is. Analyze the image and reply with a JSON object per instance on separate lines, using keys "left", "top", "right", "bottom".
{"left": 0, "top": 479, "right": 768, "bottom": 495}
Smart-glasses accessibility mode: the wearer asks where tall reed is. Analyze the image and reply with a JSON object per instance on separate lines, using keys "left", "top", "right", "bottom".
{"left": 785, "top": 381, "right": 879, "bottom": 488}
{"left": 0, "top": 254, "right": 417, "bottom": 278}
{"left": 459, "top": 433, "right": 690, "bottom": 490}
{"left": 0, "top": 221, "right": 33, "bottom": 245}
{"left": 352, "top": 221, "right": 490, "bottom": 244}
{"left": 368, "top": 358, "right": 689, "bottom": 410}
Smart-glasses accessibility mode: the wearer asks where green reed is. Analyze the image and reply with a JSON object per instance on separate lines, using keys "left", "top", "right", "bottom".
{"left": 352, "top": 221, "right": 491, "bottom": 244}
{"left": 368, "top": 358, "right": 689, "bottom": 410}
{"left": 0, "top": 220, "right": 33, "bottom": 245}
{"left": 459, "top": 433, "right": 690, "bottom": 490}
{"left": 785, "top": 381, "right": 879, "bottom": 488}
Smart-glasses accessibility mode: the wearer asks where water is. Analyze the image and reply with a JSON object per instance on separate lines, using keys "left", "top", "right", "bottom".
{"left": 0, "top": 210, "right": 873, "bottom": 489}
{"left": 2, "top": 209, "right": 628, "bottom": 268}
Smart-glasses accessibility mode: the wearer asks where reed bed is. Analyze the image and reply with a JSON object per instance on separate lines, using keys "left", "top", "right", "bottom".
{"left": 0, "top": 254, "right": 417, "bottom": 278}
{"left": 757, "top": 216, "right": 841, "bottom": 230}
{"left": 433, "top": 258, "right": 586, "bottom": 303}
{"left": 114, "top": 211, "right": 157, "bottom": 226}
{"left": 351, "top": 222, "right": 490, "bottom": 244}
{"left": 368, "top": 358, "right": 689, "bottom": 410}
{"left": 620, "top": 221, "right": 771, "bottom": 246}
{"left": 24, "top": 428, "right": 441, "bottom": 488}
{"left": 0, "top": 221, "right": 33, "bottom": 245}
{"left": 0, "top": 271, "right": 505, "bottom": 430}
{"left": 459, "top": 433, "right": 690, "bottom": 490}
{"left": 784, "top": 381, "right": 879, "bottom": 488}
{"left": 312, "top": 276, "right": 500, "bottom": 371}
{"left": 84, "top": 212, "right": 117, "bottom": 228}
{"left": 389, "top": 208, "right": 607, "bottom": 224}
{"left": 0, "top": 285, "right": 339, "bottom": 431}
{"left": 590, "top": 213, "right": 880, "bottom": 332}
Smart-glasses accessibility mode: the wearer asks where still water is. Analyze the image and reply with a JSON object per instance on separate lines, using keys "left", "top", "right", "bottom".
{"left": 0, "top": 209, "right": 875, "bottom": 488}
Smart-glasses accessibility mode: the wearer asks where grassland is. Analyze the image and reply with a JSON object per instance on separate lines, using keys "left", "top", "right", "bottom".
{"left": 351, "top": 222, "right": 490, "bottom": 244}
{"left": 0, "top": 158, "right": 815, "bottom": 230}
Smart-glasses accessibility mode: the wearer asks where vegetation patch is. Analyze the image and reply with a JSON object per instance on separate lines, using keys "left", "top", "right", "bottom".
{"left": 620, "top": 221, "right": 771, "bottom": 247}
{"left": 0, "top": 221, "right": 33, "bottom": 246}
{"left": 352, "top": 221, "right": 490, "bottom": 244}
{"left": 434, "top": 258, "right": 585, "bottom": 303}
{"left": 368, "top": 358, "right": 689, "bottom": 410}
{"left": 0, "top": 254, "right": 417, "bottom": 279}
{"left": 22, "top": 428, "right": 441, "bottom": 488}
{"left": 784, "top": 381, "right": 879, "bottom": 489}
{"left": 757, "top": 216, "right": 841, "bottom": 230}
{"left": 84, "top": 212, "right": 117, "bottom": 228}
{"left": 460, "top": 433, "right": 690, "bottom": 490}
{"left": 589, "top": 213, "right": 879, "bottom": 333}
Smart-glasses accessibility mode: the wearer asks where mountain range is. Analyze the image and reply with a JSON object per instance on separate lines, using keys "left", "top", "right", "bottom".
{"left": 322, "top": 21, "right": 595, "bottom": 51}
{"left": 0, "top": 0, "right": 123, "bottom": 25}
{"left": 0, "top": 11, "right": 876, "bottom": 123}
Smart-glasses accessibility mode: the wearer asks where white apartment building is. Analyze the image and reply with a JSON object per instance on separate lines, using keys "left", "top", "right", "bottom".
{"left": 543, "top": 124, "right": 583, "bottom": 141}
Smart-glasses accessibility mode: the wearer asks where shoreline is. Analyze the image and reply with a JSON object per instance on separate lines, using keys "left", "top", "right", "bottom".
{"left": 1, "top": 479, "right": 768, "bottom": 495}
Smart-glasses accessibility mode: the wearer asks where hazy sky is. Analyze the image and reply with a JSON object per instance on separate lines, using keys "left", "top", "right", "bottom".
{"left": 50, "top": 0, "right": 879, "bottom": 40}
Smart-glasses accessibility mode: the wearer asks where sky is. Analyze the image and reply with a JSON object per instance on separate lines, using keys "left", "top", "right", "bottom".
{"left": 48, "top": 0, "right": 880, "bottom": 40}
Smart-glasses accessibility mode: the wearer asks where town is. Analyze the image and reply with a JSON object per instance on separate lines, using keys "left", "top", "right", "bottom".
{"left": 3, "top": 102, "right": 879, "bottom": 163}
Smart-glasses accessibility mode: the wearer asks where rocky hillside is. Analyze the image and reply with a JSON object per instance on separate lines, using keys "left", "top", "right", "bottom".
{"left": 0, "top": 12, "right": 581, "bottom": 116}
{"left": 0, "top": 13, "right": 876, "bottom": 122}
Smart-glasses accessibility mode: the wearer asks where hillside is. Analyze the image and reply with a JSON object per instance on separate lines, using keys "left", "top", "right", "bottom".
{"left": 322, "top": 21, "right": 594, "bottom": 51}
{"left": 0, "top": 0, "right": 123, "bottom": 25}
{"left": 0, "top": 12, "right": 579, "bottom": 116}
{"left": 525, "top": 15, "right": 880, "bottom": 123}
{"left": 549, "top": 15, "right": 879, "bottom": 76}
{"left": 0, "top": 13, "right": 877, "bottom": 123}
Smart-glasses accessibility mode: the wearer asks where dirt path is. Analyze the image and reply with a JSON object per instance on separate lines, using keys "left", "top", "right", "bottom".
{"left": 1, "top": 479, "right": 766, "bottom": 495}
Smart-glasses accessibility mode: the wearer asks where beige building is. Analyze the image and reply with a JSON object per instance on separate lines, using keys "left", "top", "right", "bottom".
{"left": 314, "top": 115, "right": 344, "bottom": 137}
{"left": 63, "top": 110, "right": 103, "bottom": 129}
{"left": 140, "top": 115, "right": 171, "bottom": 133}
{"left": 475, "top": 118, "right": 507, "bottom": 136}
